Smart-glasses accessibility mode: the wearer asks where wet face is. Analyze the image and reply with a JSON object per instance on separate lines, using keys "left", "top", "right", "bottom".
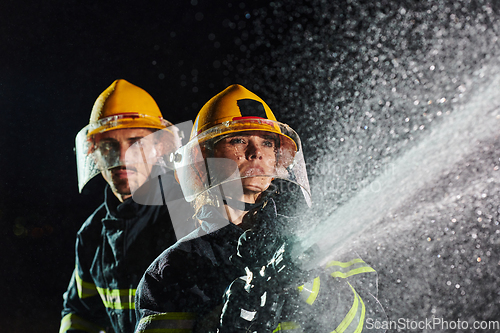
{"left": 94, "top": 128, "right": 156, "bottom": 202}
{"left": 213, "top": 131, "right": 277, "bottom": 201}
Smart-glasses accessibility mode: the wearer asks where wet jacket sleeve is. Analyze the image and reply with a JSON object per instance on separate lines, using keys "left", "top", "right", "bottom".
{"left": 134, "top": 249, "right": 197, "bottom": 333}
{"left": 60, "top": 231, "right": 110, "bottom": 333}
{"left": 274, "top": 258, "right": 385, "bottom": 333}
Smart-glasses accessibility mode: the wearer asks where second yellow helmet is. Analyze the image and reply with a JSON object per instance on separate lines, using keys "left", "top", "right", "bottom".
{"left": 190, "top": 84, "right": 297, "bottom": 152}
{"left": 88, "top": 79, "right": 170, "bottom": 136}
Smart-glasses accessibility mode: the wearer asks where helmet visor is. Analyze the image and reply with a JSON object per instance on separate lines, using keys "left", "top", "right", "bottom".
{"left": 174, "top": 119, "right": 311, "bottom": 206}
{"left": 125, "top": 120, "right": 192, "bottom": 204}
{"left": 75, "top": 116, "right": 181, "bottom": 193}
{"left": 123, "top": 121, "right": 197, "bottom": 241}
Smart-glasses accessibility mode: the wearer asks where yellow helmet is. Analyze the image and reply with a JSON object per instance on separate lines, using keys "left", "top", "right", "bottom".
{"left": 87, "top": 79, "right": 170, "bottom": 136}
{"left": 190, "top": 84, "right": 297, "bottom": 153}
{"left": 75, "top": 79, "right": 179, "bottom": 193}
{"left": 174, "top": 84, "right": 311, "bottom": 206}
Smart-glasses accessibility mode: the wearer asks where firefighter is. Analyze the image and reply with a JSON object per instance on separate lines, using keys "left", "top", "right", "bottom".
{"left": 60, "top": 79, "right": 196, "bottom": 333}
{"left": 134, "top": 84, "right": 384, "bottom": 332}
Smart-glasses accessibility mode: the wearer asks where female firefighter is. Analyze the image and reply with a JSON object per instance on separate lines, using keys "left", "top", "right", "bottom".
{"left": 134, "top": 84, "right": 384, "bottom": 332}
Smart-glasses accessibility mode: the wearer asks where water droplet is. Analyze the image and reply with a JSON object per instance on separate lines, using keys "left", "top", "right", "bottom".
{"left": 195, "top": 12, "right": 204, "bottom": 21}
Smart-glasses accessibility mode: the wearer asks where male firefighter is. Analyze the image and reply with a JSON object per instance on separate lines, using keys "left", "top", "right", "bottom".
{"left": 60, "top": 79, "right": 195, "bottom": 333}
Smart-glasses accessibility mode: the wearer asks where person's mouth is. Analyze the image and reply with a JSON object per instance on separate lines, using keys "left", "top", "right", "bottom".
{"left": 241, "top": 166, "right": 267, "bottom": 176}
{"left": 111, "top": 166, "right": 137, "bottom": 178}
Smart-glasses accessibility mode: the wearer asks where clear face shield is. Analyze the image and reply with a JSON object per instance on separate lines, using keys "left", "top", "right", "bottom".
{"left": 75, "top": 114, "right": 181, "bottom": 193}
{"left": 117, "top": 121, "right": 198, "bottom": 240}
{"left": 173, "top": 118, "right": 312, "bottom": 208}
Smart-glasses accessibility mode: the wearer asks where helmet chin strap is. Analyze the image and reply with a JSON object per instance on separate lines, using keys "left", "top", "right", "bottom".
{"left": 222, "top": 197, "right": 264, "bottom": 212}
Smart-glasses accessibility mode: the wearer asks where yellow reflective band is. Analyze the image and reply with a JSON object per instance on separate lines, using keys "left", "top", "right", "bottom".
{"left": 330, "top": 266, "right": 376, "bottom": 279}
{"left": 74, "top": 267, "right": 136, "bottom": 309}
{"left": 297, "top": 276, "right": 321, "bottom": 305}
{"left": 326, "top": 259, "right": 375, "bottom": 279}
{"left": 332, "top": 284, "right": 359, "bottom": 333}
{"left": 136, "top": 312, "right": 196, "bottom": 333}
{"left": 326, "top": 259, "right": 366, "bottom": 268}
{"left": 59, "top": 313, "right": 105, "bottom": 333}
{"left": 273, "top": 321, "right": 303, "bottom": 332}
{"left": 354, "top": 295, "right": 366, "bottom": 333}
{"left": 332, "top": 283, "right": 366, "bottom": 333}
{"left": 74, "top": 267, "right": 98, "bottom": 299}
{"left": 96, "top": 287, "right": 136, "bottom": 310}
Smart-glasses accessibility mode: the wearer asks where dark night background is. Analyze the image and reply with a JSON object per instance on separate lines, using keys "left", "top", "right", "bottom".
{"left": 3, "top": 0, "right": 500, "bottom": 332}
{"left": 1, "top": 1, "right": 272, "bottom": 331}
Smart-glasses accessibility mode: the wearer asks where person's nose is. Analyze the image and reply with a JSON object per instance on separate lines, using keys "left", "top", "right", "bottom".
{"left": 119, "top": 143, "right": 130, "bottom": 162}
{"left": 245, "top": 140, "right": 262, "bottom": 160}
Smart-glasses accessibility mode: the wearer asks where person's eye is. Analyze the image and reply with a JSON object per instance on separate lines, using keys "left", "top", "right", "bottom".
{"left": 263, "top": 140, "right": 275, "bottom": 148}
{"left": 100, "top": 142, "right": 112, "bottom": 150}
{"left": 133, "top": 140, "right": 144, "bottom": 147}
{"left": 229, "top": 138, "right": 245, "bottom": 144}
{"left": 98, "top": 142, "right": 117, "bottom": 153}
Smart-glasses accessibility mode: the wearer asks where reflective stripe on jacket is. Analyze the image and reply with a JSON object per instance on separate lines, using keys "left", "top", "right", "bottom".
{"left": 60, "top": 313, "right": 105, "bottom": 333}
{"left": 136, "top": 312, "right": 196, "bottom": 332}
{"left": 135, "top": 205, "right": 385, "bottom": 333}
{"left": 274, "top": 257, "right": 385, "bottom": 333}
{"left": 60, "top": 184, "right": 188, "bottom": 333}
{"left": 135, "top": 205, "right": 246, "bottom": 332}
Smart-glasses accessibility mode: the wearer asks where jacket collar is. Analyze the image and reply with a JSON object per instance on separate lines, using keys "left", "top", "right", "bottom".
{"left": 196, "top": 205, "right": 232, "bottom": 234}
{"left": 104, "top": 184, "right": 142, "bottom": 220}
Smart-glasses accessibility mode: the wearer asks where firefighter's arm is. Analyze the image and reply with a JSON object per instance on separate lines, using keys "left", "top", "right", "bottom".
{"left": 293, "top": 258, "right": 383, "bottom": 333}
{"left": 218, "top": 212, "right": 327, "bottom": 332}
{"left": 134, "top": 273, "right": 196, "bottom": 333}
{"left": 60, "top": 235, "right": 109, "bottom": 333}
{"left": 135, "top": 249, "right": 197, "bottom": 333}
{"left": 60, "top": 270, "right": 107, "bottom": 333}
{"left": 218, "top": 227, "right": 298, "bottom": 333}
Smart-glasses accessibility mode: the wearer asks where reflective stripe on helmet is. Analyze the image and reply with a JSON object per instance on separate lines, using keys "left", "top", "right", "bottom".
{"left": 326, "top": 259, "right": 376, "bottom": 279}
{"left": 297, "top": 276, "right": 321, "bottom": 305}
{"left": 87, "top": 113, "right": 171, "bottom": 137}
{"left": 59, "top": 313, "right": 105, "bottom": 333}
{"left": 136, "top": 312, "right": 196, "bottom": 332}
